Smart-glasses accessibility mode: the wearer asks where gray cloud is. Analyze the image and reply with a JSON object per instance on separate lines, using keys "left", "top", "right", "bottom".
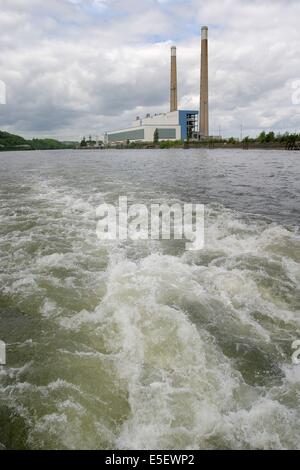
{"left": 0, "top": 0, "right": 299, "bottom": 139}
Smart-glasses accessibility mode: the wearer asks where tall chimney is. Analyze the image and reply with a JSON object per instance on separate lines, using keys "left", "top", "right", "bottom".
{"left": 200, "top": 26, "right": 209, "bottom": 137}
{"left": 170, "top": 46, "right": 177, "bottom": 112}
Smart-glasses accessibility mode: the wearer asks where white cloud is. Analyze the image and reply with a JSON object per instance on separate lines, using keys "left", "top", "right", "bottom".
{"left": 0, "top": 0, "right": 299, "bottom": 139}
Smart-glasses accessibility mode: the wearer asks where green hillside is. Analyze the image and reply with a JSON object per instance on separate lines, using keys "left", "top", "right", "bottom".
{"left": 0, "top": 131, "right": 77, "bottom": 151}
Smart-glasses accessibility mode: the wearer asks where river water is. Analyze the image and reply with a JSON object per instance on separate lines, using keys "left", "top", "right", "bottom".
{"left": 0, "top": 148, "right": 299, "bottom": 450}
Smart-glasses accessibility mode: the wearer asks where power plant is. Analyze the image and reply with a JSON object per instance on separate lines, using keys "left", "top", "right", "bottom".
{"left": 105, "top": 27, "right": 209, "bottom": 144}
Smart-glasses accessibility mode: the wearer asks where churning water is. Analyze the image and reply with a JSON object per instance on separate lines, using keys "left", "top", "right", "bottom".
{"left": 0, "top": 149, "right": 299, "bottom": 450}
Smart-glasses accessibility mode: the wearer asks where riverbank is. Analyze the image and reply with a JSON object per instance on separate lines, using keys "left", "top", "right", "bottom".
{"left": 96, "top": 142, "right": 299, "bottom": 151}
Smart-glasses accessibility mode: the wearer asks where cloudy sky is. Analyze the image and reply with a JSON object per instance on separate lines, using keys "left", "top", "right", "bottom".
{"left": 0, "top": 0, "right": 300, "bottom": 140}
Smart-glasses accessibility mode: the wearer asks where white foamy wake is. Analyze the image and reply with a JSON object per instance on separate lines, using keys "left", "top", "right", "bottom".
{"left": 1, "top": 175, "right": 299, "bottom": 449}
{"left": 61, "top": 237, "right": 299, "bottom": 449}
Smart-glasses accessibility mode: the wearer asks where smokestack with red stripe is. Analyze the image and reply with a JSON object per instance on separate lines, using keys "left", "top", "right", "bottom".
{"left": 170, "top": 46, "right": 178, "bottom": 112}
{"left": 200, "top": 26, "right": 209, "bottom": 137}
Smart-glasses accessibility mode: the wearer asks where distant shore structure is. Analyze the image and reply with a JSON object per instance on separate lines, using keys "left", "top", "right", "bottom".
{"left": 104, "top": 26, "right": 210, "bottom": 145}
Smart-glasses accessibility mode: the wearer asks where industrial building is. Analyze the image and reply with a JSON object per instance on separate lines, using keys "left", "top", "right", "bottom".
{"left": 105, "top": 27, "right": 209, "bottom": 144}
{"left": 105, "top": 110, "right": 198, "bottom": 144}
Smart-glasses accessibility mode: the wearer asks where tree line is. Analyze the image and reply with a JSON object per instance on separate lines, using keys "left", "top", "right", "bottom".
{"left": 0, "top": 130, "right": 76, "bottom": 151}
